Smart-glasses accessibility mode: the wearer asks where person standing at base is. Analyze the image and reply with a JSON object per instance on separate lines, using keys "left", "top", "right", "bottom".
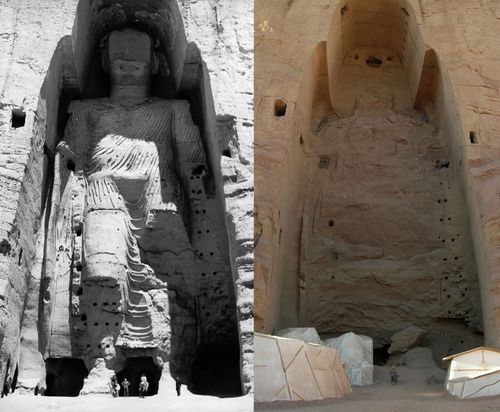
{"left": 121, "top": 378, "right": 130, "bottom": 397}
{"left": 139, "top": 374, "right": 149, "bottom": 398}
{"left": 175, "top": 376, "right": 181, "bottom": 396}
{"left": 389, "top": 366, "right": 399, "bottom": 385}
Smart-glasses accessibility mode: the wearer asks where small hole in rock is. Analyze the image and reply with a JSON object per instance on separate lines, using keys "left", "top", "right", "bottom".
{"left": 222, "top": 149, "right": 231, "bottom": 158}
{"left": 274, "top": 99, "right": 287, "bottom": 117}
{"left": 11, "top": 108, "right": 26, "bottom": 128}
{"left": 319, "top": 156, "right": 330, "bottom": 169}
{"left": 328, "top": 220, "right": 334, "bottom": 227}
{"left": 469, "top": 131, "right": 478, "bottom": 144}
{"left": 67, "top": 159, "right": 75, "bottom": 172}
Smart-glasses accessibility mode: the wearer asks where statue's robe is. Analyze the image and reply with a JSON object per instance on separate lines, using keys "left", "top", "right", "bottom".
{"left": 46, "top": 98, "right": 207, "bottom": 364}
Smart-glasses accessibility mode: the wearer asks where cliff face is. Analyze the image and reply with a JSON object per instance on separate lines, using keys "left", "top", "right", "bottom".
{"left": 0, "top": 0, "right": 253, "bottom": 396}
{"left": 256, "top": 0, "right": 500, "bottom": 360}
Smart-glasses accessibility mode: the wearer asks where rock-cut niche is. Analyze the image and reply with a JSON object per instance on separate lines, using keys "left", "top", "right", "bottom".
{"left": 298, "top": 0, "right": 483, "bottom": 363}
{"left": 37, "top": 1, "right": 241, "bottom": 397}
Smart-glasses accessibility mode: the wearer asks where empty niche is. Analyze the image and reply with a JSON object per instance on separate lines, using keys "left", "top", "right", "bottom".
{"left": 274, "top": 99, "right": 287, "bottom": 117}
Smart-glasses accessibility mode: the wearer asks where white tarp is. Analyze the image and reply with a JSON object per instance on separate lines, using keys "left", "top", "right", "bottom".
{"left": 323, "top": 332, "right": 373, "bottom": 386}
{"left": 275, "top": 327, "right": 322, "bottom": 344}
{"left": 255, "top": 333, "right": 352, "bottom": 402}
{"left": 444, "top": 347, "right": 500, "bottom": 399}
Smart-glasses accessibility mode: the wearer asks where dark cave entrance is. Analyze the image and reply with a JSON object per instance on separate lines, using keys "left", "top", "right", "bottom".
{"left": 190, "top": 342, "right": 242, "bottom": 397}
{"left": 45, "top": 358, "right": 88, "bottom": 396}
{"left": 116, "top": 357, "right": 161, "bottom": 397}
{"left": 374, "top": 344, "right": 391, "bottom": 366}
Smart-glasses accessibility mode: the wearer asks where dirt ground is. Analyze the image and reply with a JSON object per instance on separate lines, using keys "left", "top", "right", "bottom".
{"left": 0, "top": 390, "right": 253, "bottom": 412}
{"left": 255, "top": 366, "right": 500, "bottom": 412}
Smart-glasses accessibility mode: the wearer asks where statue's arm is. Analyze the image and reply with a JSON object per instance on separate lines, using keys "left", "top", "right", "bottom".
{"left": 56, "top": 101, "right": 92, "bottom": 169}
{"left": 172, "top": 101, "right": 208, "bottom": 176}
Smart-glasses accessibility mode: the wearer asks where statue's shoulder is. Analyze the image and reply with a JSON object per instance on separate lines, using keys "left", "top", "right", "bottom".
{"left": 67, "top": 98, "right": 114, "bottom": 115}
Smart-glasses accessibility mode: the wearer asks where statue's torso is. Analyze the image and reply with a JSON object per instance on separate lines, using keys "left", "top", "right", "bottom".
{"left": 85, "top": 100, "right": 175, "bottom": 180}
{"left": 66, "top": 98, "right": 193, "bottom": 208}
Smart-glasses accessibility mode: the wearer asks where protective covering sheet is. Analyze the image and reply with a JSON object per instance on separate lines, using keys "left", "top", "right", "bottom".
{"left": 324, "top": 332, "right": 373, "bottom": 386}
{"left": 276, "top": 327, "right": 322, "bottom": 344}
{"left": 255, "top": 333, "right": 352, "bottom": 402}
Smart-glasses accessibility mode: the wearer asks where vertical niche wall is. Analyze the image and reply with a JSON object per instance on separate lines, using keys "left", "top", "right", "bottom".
{"left": 294, "top": 0, "right": 483, "bottom": 362}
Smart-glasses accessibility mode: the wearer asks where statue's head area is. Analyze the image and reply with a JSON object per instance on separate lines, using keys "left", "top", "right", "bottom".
{"left": 102, "top": 29, "right": 156, "bottom": 90}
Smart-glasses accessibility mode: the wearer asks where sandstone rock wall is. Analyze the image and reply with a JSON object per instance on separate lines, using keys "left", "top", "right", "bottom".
{"left": 0, "top": 0, "right": 253, "bottom": 395}
{"left": 256, "top": 0, "right": 500, "bottom": 360}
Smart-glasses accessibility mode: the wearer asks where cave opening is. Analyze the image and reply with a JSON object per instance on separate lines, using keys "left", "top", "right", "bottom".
{"left": 44, "top": 358, "right": 88, "bottom": 396}
{"left": 190, "top": 342, "right": 242, "bottom": 397}
{"left": 116, "top": 357, "right": 161, "bottom": 397}
{"left": 373, "top": 344, "right": 391, "bottom": 366}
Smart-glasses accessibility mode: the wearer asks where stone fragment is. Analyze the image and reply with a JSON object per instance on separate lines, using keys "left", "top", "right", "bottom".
{"left": 324, "top": 332, "right": 373, "bottom": 386}
{"left": 387, "top": 346, "right": 446, "bottom": 384}
{"left": 388, "top": 326, "right": 426, "bottom": 354}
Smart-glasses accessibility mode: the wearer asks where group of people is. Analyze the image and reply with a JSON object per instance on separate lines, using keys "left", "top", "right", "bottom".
{"left": 109, "top": 374, "right": 149, "bottom": 398}
{"left": 109, "top": 374, "right": 183, "bottom": 397}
